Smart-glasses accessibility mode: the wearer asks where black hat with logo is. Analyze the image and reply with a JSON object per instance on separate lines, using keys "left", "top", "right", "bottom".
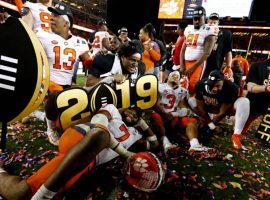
{"left": 193, "top": 6, "right": 206, "bottom": 17}
{"left": 48, "top": 2, "right": 73, "bottom": 27}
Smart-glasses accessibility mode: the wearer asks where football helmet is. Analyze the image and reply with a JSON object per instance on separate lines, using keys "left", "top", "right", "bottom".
{"left": 167, "top": 71, "right": 180, "bottom": 85}
{"left": 125, "top": 152, "right": 165, "bottom": 192}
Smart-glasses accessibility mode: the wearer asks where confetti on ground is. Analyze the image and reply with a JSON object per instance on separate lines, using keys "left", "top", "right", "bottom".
{"left": 0, "top": 78, "right": 269, "bottom": 199}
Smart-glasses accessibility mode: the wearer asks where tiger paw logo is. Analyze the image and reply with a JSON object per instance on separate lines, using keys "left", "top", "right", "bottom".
{"left": 133, "top": 157, "right": 149, "bottom": 173}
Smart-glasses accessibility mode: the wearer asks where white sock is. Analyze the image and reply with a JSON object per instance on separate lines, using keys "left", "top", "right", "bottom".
{"left": 46, "top": 117, "right": 56, "bottom": 132}
{"left": 31, "top": 184, "right": 56, "bottom": 200}
{"left": 162, "top": 136, "right": 172, "bottom": 146}
{"left": 32, "top": 110, "right": 46, "bottom": 121}
{"left": 190, "top": 138, "right": 200, "bottom": 147}
{"left": 233, "top": 97, "right": 250, "bottom": 134}
{"left": 146, "top": 141, "right": 150, "bottom": 150}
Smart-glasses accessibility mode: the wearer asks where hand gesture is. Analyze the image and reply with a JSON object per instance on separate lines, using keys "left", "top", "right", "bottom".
{"left": 0, "top": 12, "right": 10, "bottom": 24}
{"left": 112, "top": 74, "right": 127, "bottom": 84}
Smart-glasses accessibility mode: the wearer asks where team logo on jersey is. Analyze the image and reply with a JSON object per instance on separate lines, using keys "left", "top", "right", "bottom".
{"left": 51, "top": 40, "right": 58, "bottom": 45}
{"left": 64, "top": 42, "right": 68, "bottom": 46}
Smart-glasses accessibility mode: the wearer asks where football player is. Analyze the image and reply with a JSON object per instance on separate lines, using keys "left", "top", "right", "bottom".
{"left": 86, "top": 41, "right": 145, "bottom": 88}
{"left": 180, "top": 6, "right": 218, "bottom": 95}
{"left": 106, "top": 105, "right": 159, "bottom": 152}
{"left": 194, "top": 70, "right": 250, "bottom": 150}
{"left": 150, "top": 71, "right": 209, "bottom": 153}
{"left": 0, "top": 104, "right": 144, "bottom": 199}
{"left": 0, "top": 101, "right": 162, "bottom": 199}
{"left": 35, "top": 2, "right": 88, "bottom": 146}
{"left": 16, "top": 0, "right": 52, "bottom": 32}
{"left": 91, "top": 19, "right": 110, "bottom": 56}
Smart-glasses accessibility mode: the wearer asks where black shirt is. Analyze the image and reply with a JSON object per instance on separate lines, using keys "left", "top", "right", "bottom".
{"left": 206, "top": 29, "right": 233, "bottom": 73}
{"left": 195, "top": 79, "right": 239, "bottom": 111}
{"left": 89, "top": 54, "right": 145, "bottom": 78}
{"left": 246, "top": 60, "right": 270, "bottom": 115}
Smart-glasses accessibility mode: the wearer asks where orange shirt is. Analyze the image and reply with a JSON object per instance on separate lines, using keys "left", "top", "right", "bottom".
{"left": 172, "top": 35, "right": 184, "bottom": 65}
{"left": 232, "top": 55, "right": 249, "bottom": 76}
{"left": 142, "top": 40, "right": 161, "bottom": 72}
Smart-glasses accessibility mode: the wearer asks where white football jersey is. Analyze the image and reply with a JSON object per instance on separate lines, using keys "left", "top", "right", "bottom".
{"left": 23, "top": 1, "right": 51, "bottom": 32}
{"left": 74, "top": 36, "right": 90, "bottom": 57}
{"left": 91, "top": 31, "right": 110, "bottom": 55}
{"left": 158, "top": 83, "right": 188, "bottom": 113}
{"left": 96, "top": 104, "right": 142, "bottom": 165}
{"left": 37, "top": 31, "right": 78, "bottom": 85}
{"left": 184, "top": 24, "right": 218, "bottom": 61}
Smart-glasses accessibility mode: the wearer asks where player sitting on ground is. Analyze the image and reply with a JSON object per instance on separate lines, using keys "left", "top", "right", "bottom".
{"left": 150, "top": 71, "right": 211, "bottom": 154}
{"left": 194, "top": 70, "right": 250, "bottom": 150}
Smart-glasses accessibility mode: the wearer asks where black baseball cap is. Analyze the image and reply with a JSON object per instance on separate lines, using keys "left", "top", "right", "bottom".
{"left": 48, "top": 2, "right": 73, "bottom": 26}
{"left": 193, "top": 6, "right": 206, "bottom": 17}
{"left": 209, "top": 13, "right": 219, "bottom": 20}
{"left": 48, "top": 2, "right": 73, "bottom": 19}
{"left": 119, "top": 27, "right": 128, "bottom": 33}
{"left": 97, "top": 19, "right": 107, "bottom": 26}
{"left": 207, "top": 70, "right": 224, "bottom": 87}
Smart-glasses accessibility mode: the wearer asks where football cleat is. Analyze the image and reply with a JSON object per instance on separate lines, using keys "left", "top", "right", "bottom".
{"left": 125, "top": 152, "right": 165, "bottom": 192}
{"left": 188, "top": 145, "right": 212, "bottom": 152}
{"left": 47, "top": 129, "right": 59, "bottom": 146}
{"left": 188, "top": 145, "right": 218, "bottom": 159}
{"left": 231, "top": 134, "right": 246, "bottom": 150}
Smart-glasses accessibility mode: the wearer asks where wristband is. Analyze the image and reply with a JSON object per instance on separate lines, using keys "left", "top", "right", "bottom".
{"left": 208, "top": 122, "right": 216, "bottom": 130}
{"left": 146, "top": 135, "right": 158, "bottom": 142}
{"left": 136, "top": 119, "right": 149, "bottom": 131}
{"left": 146, "top": 141, "right": 151, "bottom": 150}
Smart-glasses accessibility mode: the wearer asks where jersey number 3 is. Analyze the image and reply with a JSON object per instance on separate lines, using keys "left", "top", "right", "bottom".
{"left": 164, "top": 94, "right": 176, "bottom": 109}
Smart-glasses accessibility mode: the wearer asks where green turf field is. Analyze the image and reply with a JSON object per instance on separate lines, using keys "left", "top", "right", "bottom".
{"left": 1, "top": 74, "right": 270, "bottom": 200}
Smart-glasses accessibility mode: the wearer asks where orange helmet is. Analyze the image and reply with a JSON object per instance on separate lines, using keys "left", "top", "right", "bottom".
{"left": 125, "top": 152, "right": 165, "bottom": 192}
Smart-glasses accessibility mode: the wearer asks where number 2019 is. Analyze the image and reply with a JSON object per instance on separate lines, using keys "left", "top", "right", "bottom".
{"left": 55, "top": 75, "right": 158, "bottom": 131}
